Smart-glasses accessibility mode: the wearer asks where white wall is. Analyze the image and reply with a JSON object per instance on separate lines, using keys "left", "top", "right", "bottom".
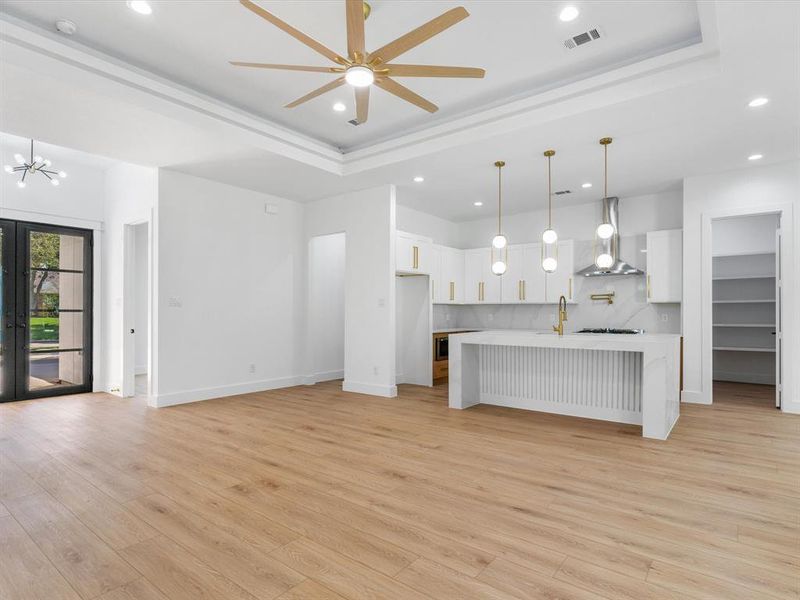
{"left": 712, "top": 213, "right": 780, "bottom": 256}
{"left": 396, "top": 204, "right": 461, "bottom": 248}
{"left": 683, "top": 160, "right": 799, "bottom": 412}
{"left": 154, "top": 169, "right": 305, "bottom": 407}
{"left": 305, "top": 185, "right": 397, "bottom": 397}
{"left": 134, "top": 222, "right": 149, "bottom": 375}
{"left": 306, "top": 232, "right": 345, "bottom": 383}
{"left": 456, "top": 190, "right": 683, "bottom": 248}
{"left": 103, "top": 163, "right": 158, "bottom": 396}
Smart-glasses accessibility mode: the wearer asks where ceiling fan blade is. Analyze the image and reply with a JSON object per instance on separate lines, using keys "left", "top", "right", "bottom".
{"left": 346, "top": 0, "right": 366, "bottom": 61}
{"left": 285, "top": 77, "right": 346, "bottom": 108}
{"left": 355, "top": 86, "right": 369, "bottom": 123}
{"left": 375, "top": 77, "right": 438, "bottom": 113}
{"left": 239, "top": 0, "right": 345, "bottom": 65}
{"left": 368, "top": 7, "right": 469, "bottom": 64}
{"left": 230, "top": 62, "right": 339, "bottom": 73}
{"left": 385, "top": 64, "right": 485, "bottom": 78}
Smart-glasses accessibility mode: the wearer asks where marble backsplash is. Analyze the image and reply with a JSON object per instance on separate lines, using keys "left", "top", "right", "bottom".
{"left": 433, "top": 234, "right": 682, "bottom": 334}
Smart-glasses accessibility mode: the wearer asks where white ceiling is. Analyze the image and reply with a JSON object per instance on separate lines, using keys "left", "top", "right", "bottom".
{"left": 1, "top": 0, "right": 701, "bottom": 150}
{"left": 0, "top": 1, "right": 798, "bottom": 222}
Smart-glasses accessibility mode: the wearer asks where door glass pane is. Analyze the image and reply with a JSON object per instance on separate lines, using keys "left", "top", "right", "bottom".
{"left": 29, "top": 350, "right": 84, "bottom": 391}
{"left": 29, "top": 231, "right": 84, "bottom": 270}
{"left": 30, "top": 271, "right": 84, "bottom": 311}
{"left": 0, "top": 226, "right": 4, "bottom": 396}
{"left": 29, "top": 310, "right": 83, "bottom": 352}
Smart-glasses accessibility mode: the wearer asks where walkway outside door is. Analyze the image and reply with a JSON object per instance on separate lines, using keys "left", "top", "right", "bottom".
{"left": 0, "top": 220, "right": 93, "bottom": 402}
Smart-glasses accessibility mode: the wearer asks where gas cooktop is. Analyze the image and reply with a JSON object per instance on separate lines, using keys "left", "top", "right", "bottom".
{"left": 577, "top": 328, "right": 644, "bottom": 334}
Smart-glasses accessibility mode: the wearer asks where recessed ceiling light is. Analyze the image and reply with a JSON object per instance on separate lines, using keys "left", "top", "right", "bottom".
{"left": 559, "top": 6, "right": 580, "bottom": 22}
{"left": 581, "top": 182, "right": 592, "bottom": 188}
{"left": 473, "top": 201, "right": 483, "bottom": 207}
{"left": 413, "top": 176, "right": 424, "bottom": 183}
{"left": 127, "top": 1, "right": 152, "bottom": 15}
{"left": 748, "top": 97, "right": 769, "bottom": 108}
{"left": 748, "top": 154, "right": 763, "bottom": 161}
{"left": 332, "top": 102, "right": 346, "bottom": 112}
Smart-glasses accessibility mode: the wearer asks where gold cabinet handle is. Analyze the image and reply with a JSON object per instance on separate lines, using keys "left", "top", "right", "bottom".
{"left": 647, "top": 274, "right": 652, "bottom": 299}
{"left": 412, "top": 245, "right": 419, "bottom": 269}
{"left": 431, "top": 279, "right": 435, "bottom": 300}
{"left": 523, "top": 279, "right": 526, "bottom": 301}
{"left": 518, "top": 280, "right": 523, "bottom": 301}
{"left": 449, "top": 281, "right": 455, "bottom": 302}
{"left": 568, "top": 277, "right": 572, "bottom": 300}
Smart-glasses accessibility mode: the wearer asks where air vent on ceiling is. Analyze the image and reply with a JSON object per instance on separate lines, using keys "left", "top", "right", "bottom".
{"left": 554, "top": 189, "right": 572, "bottom": 195}
{"left": 348, "top": 119, "right": 362, "bottom": 126}
{"left": 564, "top": 28, "right": 601, "bottom": 50}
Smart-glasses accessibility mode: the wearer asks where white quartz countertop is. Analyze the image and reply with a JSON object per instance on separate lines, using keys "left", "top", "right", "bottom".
{"left": 432, "top": 328, "right": 485, "bottom": 334}
{"left": 449, "top": 329, "right": 680, "bottom": 351}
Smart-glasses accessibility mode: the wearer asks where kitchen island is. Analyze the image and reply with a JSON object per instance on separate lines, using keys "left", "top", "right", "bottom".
{"left": 448, "top": 330, "right": 681, "bottom": 440}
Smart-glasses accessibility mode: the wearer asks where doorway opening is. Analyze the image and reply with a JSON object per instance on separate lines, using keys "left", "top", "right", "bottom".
{"left": 122, "top": 221, "right": 151, "bottom": 399}
{"left": 0, "top": 219, "right": 93, "bottom": 402}
{"left": 711, "top": 213, "right": 781, "bottom": 408}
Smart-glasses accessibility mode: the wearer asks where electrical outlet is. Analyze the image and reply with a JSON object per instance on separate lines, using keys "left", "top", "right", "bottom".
{"left": 377, "top": 298, "right": 386, "bottom": 307}
{"left": 488, "top": 313, "right": 494, "bottom": 321}
{"left": 373, "top": 366, "right": 379, "bottom": 375}
{"left": 661, "top": 313, "right": 669, "bottom": 322}
{"left": 249, "top": 363, "right": 256, "bottom": 374}
{"left": 264, "top": 202, "right": 278, "bottom": 214}
{"left": 168, "top": 296, "right": 183, "bottom": 308}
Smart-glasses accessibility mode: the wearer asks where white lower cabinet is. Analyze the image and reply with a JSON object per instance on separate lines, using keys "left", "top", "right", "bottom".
{"left": 646, "top": 229, "right": 682, "bottom": 303}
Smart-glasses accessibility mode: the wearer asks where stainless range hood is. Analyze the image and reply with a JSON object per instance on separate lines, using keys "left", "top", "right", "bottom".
{"left": 576, "top": 196, "right": 644, "bottom": 277}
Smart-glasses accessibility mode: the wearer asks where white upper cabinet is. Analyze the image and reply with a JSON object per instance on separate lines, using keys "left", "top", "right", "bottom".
{"left": 646, "top": 229, "right": 682, "bottom": 303}
{"left": 545, "top": 240, "right": 575, "bottom": 303}
{"left": 501, "top": 244, "right": 546, "bottom": 304}
{"left": 438, "top": 246, "right": 464, "bottom": 304}
{"left": 396, "top": 231, "right": 432, "bottom": 274}
{"left": 464, "top": 248, "right": 501, "bottom": 304}
{"left": 430, "top": 244, "right": 443, "bottom": 302}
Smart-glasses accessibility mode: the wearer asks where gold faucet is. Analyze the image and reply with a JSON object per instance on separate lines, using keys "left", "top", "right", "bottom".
{"left": 553, "top": 295, "right": 568, "bottom": 336}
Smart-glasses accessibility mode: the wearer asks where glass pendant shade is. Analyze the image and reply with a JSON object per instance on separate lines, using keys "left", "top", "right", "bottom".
{"left": 596, "top": 253, "right": 614, "bottom": 269}
{"left": 542, "top": 228, "right": 558, "bottom": 244}
{"left": 596, "top": 222, "right": 614, "bottom": 240}
{"left": 492, "top": 234, "right": 507, "bottom": 249}
{"left": 542, "top": 256, "right": 557, "bottom": 272}
{"left": 14, "top": 154, "right": 25, "bottom": 165}
{"left": 491, "top": 260, "right": 507, "bottom": 275}
{"left": 3, "top": 165, "right": 12, "bottom": 174}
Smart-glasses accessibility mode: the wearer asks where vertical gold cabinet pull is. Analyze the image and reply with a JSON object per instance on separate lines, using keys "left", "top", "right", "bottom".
{"left": 569, "top": 277, "right": 572, "bottom": 300}
{"left": 518, "top": 280, "right": 523, "bottom": 301}
{"left": 431, "top": 279, "right": 435, "bottom": 300}
{"left": 412, "top": 246, "right": 419, "bottom": 269}
{"left": 449, "top": 281, "right": 455, "bottom": 302}
{"left": 523, "top": 280, "right": 526, "bottom": 301}
{"left": 647, "top": 274, "right": 652, "bottom": 299}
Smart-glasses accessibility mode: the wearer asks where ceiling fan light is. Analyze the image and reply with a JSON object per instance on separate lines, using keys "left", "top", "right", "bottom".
{"left": 596, "top": 253, "right": 614, "bottom": 269}
{"left": 491, "top": 234, "right": 507, "bottom": 249}
{"left": 542, "top": 257, "right": 558, "bottom": 273}
{"left": 596, "top": 223, "right": 615, "bottom": 239}
{"left": 345, "top": 65, "right": 374, "bottom": 87}
{"left": 542, "top": 229, "right": 558, "bottom": 244}
{"left": 491, "top": 260, "right": 507, "bottom": 275}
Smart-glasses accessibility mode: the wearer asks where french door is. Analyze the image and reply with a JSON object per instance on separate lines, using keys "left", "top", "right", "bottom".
{"left": 0, "top": 220, "right": 93, "bottom": 402}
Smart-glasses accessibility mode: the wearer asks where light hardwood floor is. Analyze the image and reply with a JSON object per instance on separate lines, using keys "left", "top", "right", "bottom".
{"left": 1, "top": 380, "right": 797, "bottom": 600}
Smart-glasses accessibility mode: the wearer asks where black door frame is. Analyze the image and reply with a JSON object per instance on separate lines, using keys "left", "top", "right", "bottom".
{"left": 0, "top": 219, "right": 93, "bottom": 402}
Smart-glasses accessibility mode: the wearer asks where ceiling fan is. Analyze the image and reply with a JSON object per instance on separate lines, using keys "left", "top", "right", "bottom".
{"left": 231, "top": 0, "right": 485, "bottom": 124}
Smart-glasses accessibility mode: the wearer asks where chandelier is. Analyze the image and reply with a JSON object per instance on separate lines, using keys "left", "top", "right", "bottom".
{"left": 4, "top": 140, "right": 67, "bottom": 189}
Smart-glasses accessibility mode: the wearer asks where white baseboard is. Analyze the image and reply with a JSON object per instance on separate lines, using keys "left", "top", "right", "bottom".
{"left": 301, "top": 369, "right": 344, "bottom": 385}
{"left": 153, "top": 376, "right": 302, "bottom": 408}
{"left": 713, "top": 372, "right": 776, "bottom": 385}
{"left": 681, "top": 389, "right": 709, "bottom": 404}
{"left": 342, "top": 380, "right": 398, "bottom": 398}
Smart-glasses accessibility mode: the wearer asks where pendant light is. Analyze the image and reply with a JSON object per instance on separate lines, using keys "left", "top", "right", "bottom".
{"left": 594, "top": 137, "right": 615, "bottom": 269}
{"left": 541, "top": 149, "right": 558, "bottom": 272}
{"left": 490, "top": 160, "right": 507, "bottom": 275}
{"left": 4, "top": 139, "right": 67, "bottom": 189}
